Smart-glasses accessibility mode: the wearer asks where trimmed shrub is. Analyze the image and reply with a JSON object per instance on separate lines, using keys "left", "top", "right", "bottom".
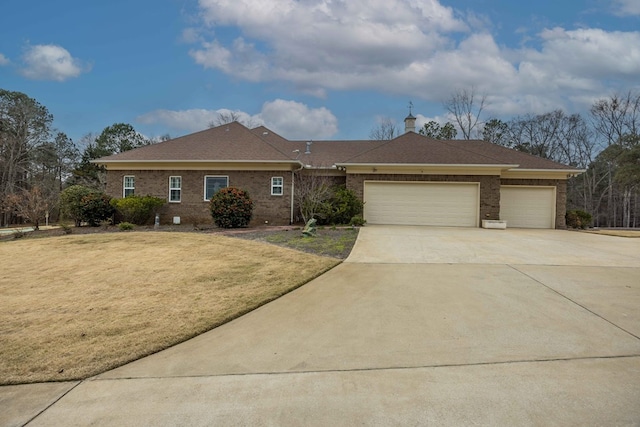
{"left": 316, "top": 185, "right": 364, "bottom": 225}
{"left": 566, "top": 209, "right": 592, "bottom": 229}
{"left": 111, "top": 195, "right": 165, "bottom": 225}
{"left": 80, "top": 192, "right": 115, "bottom": 226}
{"left": 59, "top": 185, "right": 114, "bottom": 226}
{"left": 349, "top": 215, "right": 366, "bottom": 227}
{"left": 209, "top": 187, "right": 253, "bottom": 228}
{"left": 118, "top": 222, "right": 135, "bottom": 231}
{"left": 60, "top": 223, "right": 73, "bottom": 234}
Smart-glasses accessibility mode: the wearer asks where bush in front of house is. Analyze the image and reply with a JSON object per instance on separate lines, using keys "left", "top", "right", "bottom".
{"left": 209, "top": 187, "right": 254, "bottom": 228}
{"left": 118, "top": 221, "right": 135, "bottom": 231}
{"left": 566, "top": 209, "right": 592, "bottom": 229}
{"left": 59, "top": 185, "right": 115, "bottom": 226}
{"left": 316, "top": 185, "right": 364, "bottom": 225}
{"left": 111, "top": 195, "right": 166, "bottom": 225}
{"left": 349, "top": 215, "right": 366, "bottom": 227}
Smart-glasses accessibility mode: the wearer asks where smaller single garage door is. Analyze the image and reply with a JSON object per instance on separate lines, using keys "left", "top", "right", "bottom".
{"left": 364, "top": 181, "right": 479, "bottom": 227}
{"left": 500, "top": 186, "right": 556, "bottom": 229}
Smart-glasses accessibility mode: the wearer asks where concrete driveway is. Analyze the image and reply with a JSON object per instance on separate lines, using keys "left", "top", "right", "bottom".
{"left": 3, "top": 226, "right": 640, "bottom": 426}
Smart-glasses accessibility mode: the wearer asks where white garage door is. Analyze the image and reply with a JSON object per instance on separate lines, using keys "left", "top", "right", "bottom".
{"left": 500, "top": 186, "right": 556, "bottom": 229}
{"left": 364, "top": 181, "right": 479, "bottom": 227}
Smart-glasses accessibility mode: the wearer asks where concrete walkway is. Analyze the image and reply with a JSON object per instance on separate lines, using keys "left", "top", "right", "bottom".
{"left": 3, "top": 227, "right": 640, "bottom": 426}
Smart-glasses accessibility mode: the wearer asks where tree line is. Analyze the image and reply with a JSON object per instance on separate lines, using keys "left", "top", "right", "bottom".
{"left": 0, "top": 88, "right": 154, "bottom": 228}
{"left": 2, "top": 87, "right": 639, "bottom": 229}
{"left": 372, "top": 89, "right": 640, "bottom": 228}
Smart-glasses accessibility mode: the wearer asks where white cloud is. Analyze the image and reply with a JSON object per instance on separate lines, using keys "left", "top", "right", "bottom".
{"left": 20, "top": 44, "right": 89, "bottom": 81}
{"left": 528, "top": 28, "right": 640, "bottom": 80}
{"left": 187, "top": 0, "right": 640, "bottom": 117}
{"left": 137, "top": 108, "right": 263, "bottom": 132}
{"left": 0, "top": 53, "right": 9, "bottom": 66}
{"left": 612, "top": 0, "right": 640, "bottom": 16}
{"left": 191, "top": 0, "right": 465, "bottom": 92}
{"left": 260, "top": 99, "right": 338, "bottom": 139}
{"left": 137, "top": 100, "right": 338, "bottom": 140}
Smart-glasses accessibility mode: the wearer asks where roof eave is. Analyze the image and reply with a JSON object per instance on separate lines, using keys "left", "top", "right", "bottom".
{"left": 335, "top": 163, "right": 520, "bottom": 169}
{"left": 92, "top": 159, "right": 300, "bottom": 164}
{"left": 508, "top": 168, "right": 585, "bottom": 174}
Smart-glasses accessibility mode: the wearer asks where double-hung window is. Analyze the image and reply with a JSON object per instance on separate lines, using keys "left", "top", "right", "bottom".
{"left": 271, "top": 177, "right": 283, "bottom": 196}
{"left": 169, "top": 176, "right": 182, "bottom": 203}
{"left": 123, "top": 176, "right": 135, "bottom": 197}
{"left": 204, "top": 176, "right": 229, "bottom": 200}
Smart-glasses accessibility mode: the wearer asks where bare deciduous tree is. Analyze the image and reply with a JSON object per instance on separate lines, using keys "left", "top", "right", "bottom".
{"left": 294, "top": 169, "right": 334, "bottom": 223}
{"left": 444, "top": 87, "right": 486, "bottom": 140}
{"left": 589, "top": 91, "right": 640, "bottom": 226}
{"left": 5, "top": 186, "right": 56, "bottom": 230}
{"left": 0, "top": 89, "right": 53, "bottom": 226}
{"left": 369, "top": 117, "right": 399, "bottom": 140}
{"left": 590, "top": 91, "right": 640, "bottom": 147}
{"left": 208, "top": 111, "right": 258, "bottom": 129}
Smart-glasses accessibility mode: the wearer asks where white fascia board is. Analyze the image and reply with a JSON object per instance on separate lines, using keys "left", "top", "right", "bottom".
{"left": 502, "top": 168, "right": 585, "bottom": 179}
{"left": 508, "top": 168, "right": 586, "bottom": 174}
{"left": 94, "top": 159, "right": 304, "bottom": 171}
{"left": 335, "top": 163, "right": 519, "bottom": 169}
{"left": 93, "top": 159, "right": 302, "bottom": 165}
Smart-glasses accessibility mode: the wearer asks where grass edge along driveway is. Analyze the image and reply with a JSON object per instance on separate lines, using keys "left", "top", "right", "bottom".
{"left": 0, "top": 231, "right": 341, "bottom": 385}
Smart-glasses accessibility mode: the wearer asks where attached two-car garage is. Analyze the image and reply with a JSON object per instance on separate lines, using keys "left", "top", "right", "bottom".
{"left": 363, "top": 181, "right": 556, "bottom": 229}
{"left": 363, "top": 181, "right": 480, "bottom": 227}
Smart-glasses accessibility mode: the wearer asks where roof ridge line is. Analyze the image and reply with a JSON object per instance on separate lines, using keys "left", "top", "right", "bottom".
{"left": 250, "top": 125, "right": 300, "bottom": 160}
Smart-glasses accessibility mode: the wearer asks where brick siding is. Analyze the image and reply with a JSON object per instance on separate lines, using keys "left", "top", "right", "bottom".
{"left": 106, "top": 170, "right": 293, "bottom": 226}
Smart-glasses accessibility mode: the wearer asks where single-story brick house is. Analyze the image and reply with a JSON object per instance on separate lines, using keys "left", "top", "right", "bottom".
{"left": 94, "top": 116, "right": 583, "bottom": 229}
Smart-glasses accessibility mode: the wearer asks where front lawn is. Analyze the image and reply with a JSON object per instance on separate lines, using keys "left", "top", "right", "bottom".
{"left": 0, "top": 232, "right": 340, "bottom": 384}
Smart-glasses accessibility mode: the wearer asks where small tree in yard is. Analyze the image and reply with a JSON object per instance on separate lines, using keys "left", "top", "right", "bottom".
{"left": 5, "top": 187, "right": 55, "bottom": 230}
{"left": 294, "top": 170, "right": 333, "bottom": 224}
{"left": 209, "top": 187, "right": 253, "bottom": 228}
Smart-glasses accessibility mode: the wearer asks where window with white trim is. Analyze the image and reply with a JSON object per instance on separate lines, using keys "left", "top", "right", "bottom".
{"left": 169, "top": 176, "right": 181, "bottom": 203}
{"left": 271, "top": 177, "right": 283, "bottom": 196}
{"left": 123, "top": 176, "right": 135, "bottom": 197}
{"left": 204, "top": 176, "right": 229, "bottom": 200}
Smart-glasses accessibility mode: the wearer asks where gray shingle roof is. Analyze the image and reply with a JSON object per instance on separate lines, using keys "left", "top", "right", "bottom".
{"left": 97, "top": 122, "right": 294, "bottom": 162}
{"left": 95, "top": 122, "right": 581, "bottom": 172}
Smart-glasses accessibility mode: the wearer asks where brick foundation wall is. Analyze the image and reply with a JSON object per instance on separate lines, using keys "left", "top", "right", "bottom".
{"left": 346, "top": 174, "right": 502, "bottom": 224}
{"left": 106, "top": 170, "right": 294, "bottom": 226}
{"left": 501, "top": 178, "right": 567, "bottom": 229}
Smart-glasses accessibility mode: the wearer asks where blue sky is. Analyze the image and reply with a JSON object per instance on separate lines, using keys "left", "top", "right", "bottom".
{"left": 1, "top": 0, "right": 638, "bottom": 143}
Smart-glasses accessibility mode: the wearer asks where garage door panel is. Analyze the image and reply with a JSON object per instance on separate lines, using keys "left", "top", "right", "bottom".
{"left": 500, "top": 186, "right": 555, "bottom": 229}
{"left": 364, "top": 182, "right": 479, "bottom": 227}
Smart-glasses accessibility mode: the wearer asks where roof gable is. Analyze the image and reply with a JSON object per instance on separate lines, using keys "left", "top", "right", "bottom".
{"left": 97, "top": 122, "right": 294, "bottom": 162}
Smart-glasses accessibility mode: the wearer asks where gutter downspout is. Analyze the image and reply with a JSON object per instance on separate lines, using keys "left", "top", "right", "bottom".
{"left": 291, "top": 162, "right": 304, "bottom": 224}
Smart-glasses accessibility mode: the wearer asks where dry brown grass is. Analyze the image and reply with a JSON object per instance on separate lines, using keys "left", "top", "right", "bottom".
{"left": 0, "top": 232, "right": 339, "bottom": 385}
{"left": 583, "top": 229, "right": 640, "bottom": 238}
